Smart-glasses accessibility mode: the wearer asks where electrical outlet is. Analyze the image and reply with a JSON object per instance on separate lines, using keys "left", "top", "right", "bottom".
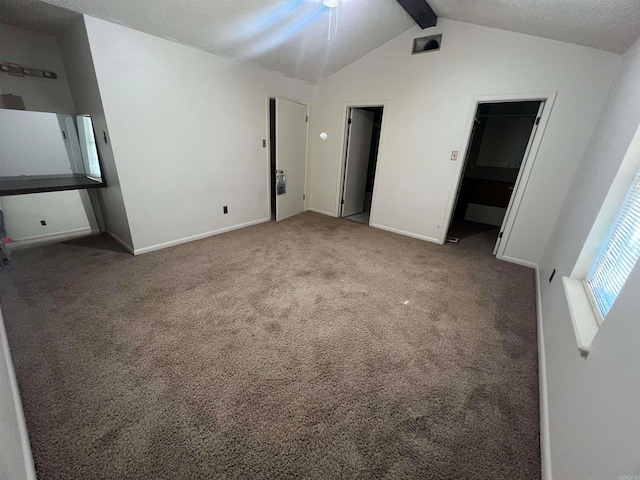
{"left": 223, "top": 206, "right": 228, "bottom": 214}
{"left": 262, "top": 139, "right": 266, "bottom": 148}
{"left": 40, "top": 220, "right": 47, "bottom": 226}
{"left": 450, "top": 151, "right": 458, "bottom": 161}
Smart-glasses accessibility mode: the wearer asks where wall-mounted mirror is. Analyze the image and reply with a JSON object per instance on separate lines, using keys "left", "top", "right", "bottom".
{"left": 0, "top": 109, "right": 104, "bottom": 195}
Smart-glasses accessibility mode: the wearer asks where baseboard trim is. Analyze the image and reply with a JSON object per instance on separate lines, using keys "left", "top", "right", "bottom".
{"left": 7, "top": 227, "right": 96, "bottom": 250}
{"left": 535, "top": 268, "right": 553, "bottom": 480}
{"left": 305, "top": 207, "right": 336, "bottom": 217}
{"left": 369, "top": 223, "right": 441, "bottom": 244}
{"left": 133, "top": 218, "right": 271, "bottom": 255}
{"left": 0, "top": 308, "right": 37, "bottom": 480}
{"left": 106, "top": 232, "right": 135, "bottom": 255}
{"left": 500, "top": 255, "right": 538, "bottom": 269}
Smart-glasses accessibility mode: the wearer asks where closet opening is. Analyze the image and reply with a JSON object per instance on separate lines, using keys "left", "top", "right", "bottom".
{"left": 447, "top": 100, "right": 544, "bottom": 255}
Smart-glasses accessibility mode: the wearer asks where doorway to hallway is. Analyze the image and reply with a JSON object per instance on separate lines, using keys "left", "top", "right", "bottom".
{"left": 340, "top": 106, "right": 383, "bottom": 225}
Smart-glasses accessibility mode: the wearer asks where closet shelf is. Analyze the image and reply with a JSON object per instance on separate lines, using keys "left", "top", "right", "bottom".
{"left": 0, "top": 174, "right": 105, "bottom": 196}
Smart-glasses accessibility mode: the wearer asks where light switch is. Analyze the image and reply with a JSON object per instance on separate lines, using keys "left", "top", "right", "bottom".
{"left": 451, "top": 151, "right": 458, "bottom": 161}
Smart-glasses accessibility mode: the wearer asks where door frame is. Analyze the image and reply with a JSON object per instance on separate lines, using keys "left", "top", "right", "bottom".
{"left": 442, "top": 91, "right": 557, "bottom": 262}
{"left": 265, "top": 95, "right": 310, "bottom": 221}
{"left": 335, "top": 101, "right": 388, "bottom": 224}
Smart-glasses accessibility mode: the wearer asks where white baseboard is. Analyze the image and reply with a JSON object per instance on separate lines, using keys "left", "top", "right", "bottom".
{"left": 305, "top": 207, "right": 337, "bottom": 217}
{"left": 0, "top": 308, "right": 37, "bottom": 480}
{"left": 7, "top": 227, "right": 96, "bottom": 250}
{"left": 500, "top": 255, "right": 538, "bottom": 269}
{"left": 133, "top": 217, "right": 270, "bottom": 255}
{"left": 535, "top": 268, "right": 553, "bottom": 480}
{"left": 369, "top": 223, "right": 441, "bottom": 244}
{"left": 106, "top": 231, "right": 135, "bottom": 254}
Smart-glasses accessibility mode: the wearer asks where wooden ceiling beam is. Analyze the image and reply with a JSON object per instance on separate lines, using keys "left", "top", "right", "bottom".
{"left": 395, "top": 0, "right": 437, "bottom": 29}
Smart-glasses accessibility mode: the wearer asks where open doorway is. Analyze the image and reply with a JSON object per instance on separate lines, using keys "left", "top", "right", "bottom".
{"left": 447, "top": 100, "right": 544, "bottom": 253}
{"left": 341, "top": 106, "right": 383, "bottom": 224}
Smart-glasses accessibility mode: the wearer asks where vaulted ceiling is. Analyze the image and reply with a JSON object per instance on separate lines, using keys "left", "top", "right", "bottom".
{"left": 2, "top": 0, "right": 640, "bottom": 84}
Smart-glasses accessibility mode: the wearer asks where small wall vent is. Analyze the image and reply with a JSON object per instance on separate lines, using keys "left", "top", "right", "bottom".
{"left": 412, "top": 34, "right": 442, "bottom": 54}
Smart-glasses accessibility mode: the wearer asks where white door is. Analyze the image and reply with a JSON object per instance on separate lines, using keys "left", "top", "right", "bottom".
{"left": 493, "top": 101, "right": 545, "bottom": 255}
{"left": 275, "top": 98, "right": 307, "bottom": 221}
{"left": 342, "top": 109, "right": 374, "bottom": 217}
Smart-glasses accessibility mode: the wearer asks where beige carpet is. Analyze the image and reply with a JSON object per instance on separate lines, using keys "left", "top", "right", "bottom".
{"left": 0, "top": 212, "right": 540, "bottom": 479}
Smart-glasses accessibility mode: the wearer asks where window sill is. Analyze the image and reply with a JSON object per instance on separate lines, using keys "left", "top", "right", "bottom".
{"left": 562, "top": 277, "right": 600, "bottom": 358}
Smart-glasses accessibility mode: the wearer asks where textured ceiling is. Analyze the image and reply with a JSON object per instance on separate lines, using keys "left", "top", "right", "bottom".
{"left": 2, "top": 0, "right": 640, "bottom": 84}
{"left": 429, "top": 0, "right": 640, "bottom": 55}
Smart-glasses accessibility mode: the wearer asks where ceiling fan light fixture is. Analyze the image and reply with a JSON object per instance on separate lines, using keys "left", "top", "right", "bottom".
{"left": 323, "top": 0, "right": 339, "bottom": 8}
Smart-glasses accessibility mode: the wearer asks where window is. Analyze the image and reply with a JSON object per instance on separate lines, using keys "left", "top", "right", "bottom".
{"left": 587, "top": 171, "right": 640, "bottom": 319}
{"left": 563, "top": 168, "right": 640, "bottom": 357}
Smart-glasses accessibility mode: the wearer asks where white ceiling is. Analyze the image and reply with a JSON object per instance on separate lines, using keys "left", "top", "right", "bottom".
{"left": 429, "top": 0, "right": 640, "bottom": 56}
{"left": 2, "top": 0, "right": 640, "bottom": 84}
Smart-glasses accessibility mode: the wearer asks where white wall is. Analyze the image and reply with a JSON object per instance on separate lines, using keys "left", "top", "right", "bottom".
{"left": 59, "top": 17, "right": 134, "bottom": 250}
{"left": 0, "top": 23, "right": 98, "bottom": 242}
{"left": 307, "top": 19, "right": 620, "bottom": 265}
{"left": 0, "top": 24, "right": 75, "bottom": 114}
{"left": 1, "top": 190, "right": 97, "bottom": 242}
{"left": 82, "top": 15, "right": 314, "bottom": 253}
{"left": 538, "top": 37, "right": 640, "bottom": 480}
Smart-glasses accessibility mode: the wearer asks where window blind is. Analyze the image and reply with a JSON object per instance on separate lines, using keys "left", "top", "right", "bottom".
{"left": 587, "top": 172, "right": 640, "bottom": 318}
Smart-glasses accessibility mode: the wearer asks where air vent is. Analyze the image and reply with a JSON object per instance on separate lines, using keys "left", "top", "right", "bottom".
{"left": 412, "top": 34, "right": 442, "bottom": 54}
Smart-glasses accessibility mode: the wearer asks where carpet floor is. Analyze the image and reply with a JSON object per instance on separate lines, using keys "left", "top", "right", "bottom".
{"left": 0, "top": 212, "right": 540, "bottom": 479}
